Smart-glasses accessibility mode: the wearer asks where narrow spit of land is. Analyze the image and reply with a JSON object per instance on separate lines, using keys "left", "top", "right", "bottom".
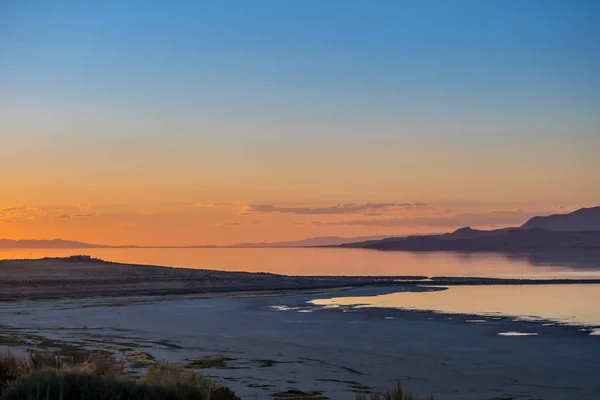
{"left": 1, "top": 256, "right": 599, "bottom": 301}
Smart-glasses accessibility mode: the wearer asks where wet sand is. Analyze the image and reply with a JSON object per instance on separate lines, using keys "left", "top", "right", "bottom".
{"left": 1, "top": 286, "right": 600, "bottom": 400}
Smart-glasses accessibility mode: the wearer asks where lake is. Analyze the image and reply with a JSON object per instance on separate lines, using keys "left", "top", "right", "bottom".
{"left": 1, "top": 247, "right": 599, "bottom": 278}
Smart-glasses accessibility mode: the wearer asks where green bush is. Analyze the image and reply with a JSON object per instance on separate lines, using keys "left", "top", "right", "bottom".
{"left": 2, "top": 369, "right": 239, "bottom": 400}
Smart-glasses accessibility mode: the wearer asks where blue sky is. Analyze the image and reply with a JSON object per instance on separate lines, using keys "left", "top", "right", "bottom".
{"left": 3, "top": 0, "right": 598, "bottom": 128}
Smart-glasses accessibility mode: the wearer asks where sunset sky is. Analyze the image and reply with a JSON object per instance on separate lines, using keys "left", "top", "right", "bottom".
{"left": 1, "top": 1, "right": 599, "bottom": 246}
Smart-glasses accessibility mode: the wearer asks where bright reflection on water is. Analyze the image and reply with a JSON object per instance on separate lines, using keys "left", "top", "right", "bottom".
{"left": 1, "top": 248, "right": 600, "bottom": 278}
{"left": 312, "top": 284, "right": 600, "bottom": 327}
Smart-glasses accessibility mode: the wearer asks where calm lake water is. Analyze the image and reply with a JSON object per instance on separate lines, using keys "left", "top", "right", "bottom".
{"left": 1, "top": 247, "right": 599, "bottom": 278}
{"left": 311, "top": 284, "right": 600, "bottom": 329}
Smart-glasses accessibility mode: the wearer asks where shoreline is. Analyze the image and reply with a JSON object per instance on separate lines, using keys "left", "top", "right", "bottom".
{"left": 2, "top": 256, "right": 600, "bottom": 302}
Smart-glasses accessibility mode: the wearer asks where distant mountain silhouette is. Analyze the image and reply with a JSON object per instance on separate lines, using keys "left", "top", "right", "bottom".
{"left": 0, "top": 239, "right": 108, "bottom": 249}
{"left": 0, "top": 235, "right": 410, "bottom": 249}
{"left": 339, "top": 207, "right": 600, "bottom": 252}
{"left": 442, "top": 226, "right": 516, "bottom": 239}
{"left": 521, "top": 206, "right": 600, "bottom": 231}
{"left": 4, "top": 207, "right": 598, "bottom": 251}
{"left": 341, "top": 228, "right": 600, "bottom": 252}
{"left": 233, "top": 235, "right": 413, "bottom": 247}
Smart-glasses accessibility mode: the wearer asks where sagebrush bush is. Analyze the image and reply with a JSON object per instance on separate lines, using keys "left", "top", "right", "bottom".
{"left": 2, "top": 369, "right": 239, "bottom": 400}
{"left": 0, "top": 351, "right": 28, "bottom": 394}
{"left": 27, "top": 351, "right": 68, "bottom": 371}
{"left": 0, "top": 351, "right": 239, "bottom": 400}
{"left": 2, "top": 351, "right": 430, "bottom": 400}
{"left": 355, "top": 381, "right": 434, "bottom": 400}
{"left": 80, "top": 354, "right": 125, "bottom": 377}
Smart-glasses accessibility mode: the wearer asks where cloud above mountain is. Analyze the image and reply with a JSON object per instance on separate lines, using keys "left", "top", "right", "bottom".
{"left": 314, "top": 209, "right": 551, "bottom": 227}
{"left": 240, "top": 202, "right": 426, "bottom": 215}
{"left": 0, "top": 206, "right": 99, "bottom": 223}
{"left": 196, "top": 201, "right": 427, "bottom": 216}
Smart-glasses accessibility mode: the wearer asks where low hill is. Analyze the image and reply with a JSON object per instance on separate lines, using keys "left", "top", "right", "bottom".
{"left": 0, "top": 239, "right": 108, "bottom": 249}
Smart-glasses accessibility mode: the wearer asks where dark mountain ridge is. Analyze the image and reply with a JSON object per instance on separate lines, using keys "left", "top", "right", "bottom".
{"left": 0, "top": 239, "right": 108, "bottom": 249}
{"left": 340, "top": 207, "right": 600, "bottom": 252}
{"left": 521, "top": 206, "right": 600, "bottom": 231}
{"left": 232, "top": 234, "right": 415, "bottom": 247}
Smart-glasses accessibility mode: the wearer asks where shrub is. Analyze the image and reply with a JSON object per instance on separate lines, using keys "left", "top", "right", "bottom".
{"left": 27, "top": 351, "right": 68, "bottom": 371}
{"left": 80, "top": 354, "right": 125, "bottom": 377}
{"left": 355, "top": 381, "right": 434, "bottom": 400}
{"left": 143, "top": 361, "right": 208, "bottom": 388}
{"left": 142, "top": 361, "right": 238, "bottom": 400}
{"left": 2, "top": 369, "right": 239, "bottom": 400}
{"left": 0, "top": 351, "right": 29, "bottom": 394}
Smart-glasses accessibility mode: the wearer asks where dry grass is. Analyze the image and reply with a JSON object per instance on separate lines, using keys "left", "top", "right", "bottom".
{"left": 355, "top": 381, "right": 434, "bottom": 400}
{"left": 0, "top": 350, "right": 238, "bottom": 400}
{"left": 0, "top": 351, "right": 28, "bottom": 393}
{"left": 3, "top": 350, "right": 432, "bottom": 400}
{"left": 79, "top": 354, "right": 125, "bottom": 377}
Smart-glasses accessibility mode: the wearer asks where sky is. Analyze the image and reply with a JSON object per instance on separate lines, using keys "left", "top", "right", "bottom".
{"left": 1, "top": 0, "right": 599, "bottom": 246}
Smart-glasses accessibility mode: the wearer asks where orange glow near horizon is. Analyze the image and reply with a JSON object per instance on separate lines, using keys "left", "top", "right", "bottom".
{"left": 0, "top": 199, "right": 593, "bottom": 246}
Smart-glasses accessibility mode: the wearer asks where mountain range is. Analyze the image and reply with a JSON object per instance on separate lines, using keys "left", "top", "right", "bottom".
{"left": 0, "top": 235, "right": 408, "bottom": 249}
{"left": 340, "top": 207, "right": 600, "bottom": 252}
{"left": 1, "top": 207, "right": 599, "bottom": 251}
{"left": 232, "top": 234, "right": 413, "bottom": 247}
{"left": 0, "top": 239, "right": 109, "bottom": 249}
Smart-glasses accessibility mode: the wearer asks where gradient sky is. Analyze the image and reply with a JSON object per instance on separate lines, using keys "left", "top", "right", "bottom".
{"left": 1, "top": 0, "right": 599, "bottom": 245}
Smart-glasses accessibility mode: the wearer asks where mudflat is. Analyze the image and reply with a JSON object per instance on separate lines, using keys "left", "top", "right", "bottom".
{"left": 0, "top": 256, "right": 420, "bottom": 300}
{"left": 0, "top": 256, "right": 342, "bottom": 300}
{"left": 3, "top": 256, "right": 600, "bottom": 301}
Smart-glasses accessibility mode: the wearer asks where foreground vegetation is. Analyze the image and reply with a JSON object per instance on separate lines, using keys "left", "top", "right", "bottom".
{"left": 0, "top": 351, "right": 237, "bottom": 400}
{"left": 0, "top": 351, "right": 433, "bottom": 400}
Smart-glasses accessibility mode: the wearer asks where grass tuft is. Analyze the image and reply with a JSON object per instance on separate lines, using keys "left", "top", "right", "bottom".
{"left": 0, "top": 350, "right": 239, "bottom": 400}
{"left": 355, "top": 381, "right": 434, "bottom": 400}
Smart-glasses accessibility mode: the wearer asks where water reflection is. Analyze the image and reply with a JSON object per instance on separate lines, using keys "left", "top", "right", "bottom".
{"left": 0, "top": 248, "right": 599, "bottom": 278}
{"left": 312, "top": 284, "right": 600, "bottom": 327}
{"left": 506, "top": 251, "right": 600, "bottom": 270}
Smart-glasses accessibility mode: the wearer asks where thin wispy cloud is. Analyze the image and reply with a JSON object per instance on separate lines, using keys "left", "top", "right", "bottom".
{"left": 0, "top": 207, "right": 100, "bottom": 222}
{"left": 314, "top": 209, "right": 545, "bottom": 228}
{"left": 197, "top": 203, "right": 237, "bottom": 208}
{"left": 56, "top": 212, "right": 98, "bottom": 220}
{"left": 0, "top": 206, "right": 44, "bottom": 223}
{"left": 240, "top": 202, "right": 426, "bottom": 215}
{"left": 214, "top": 220, "right": 261, "bottom": 227}
{"left": 0, "top": 207, "right": 30, "bottom": 213}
